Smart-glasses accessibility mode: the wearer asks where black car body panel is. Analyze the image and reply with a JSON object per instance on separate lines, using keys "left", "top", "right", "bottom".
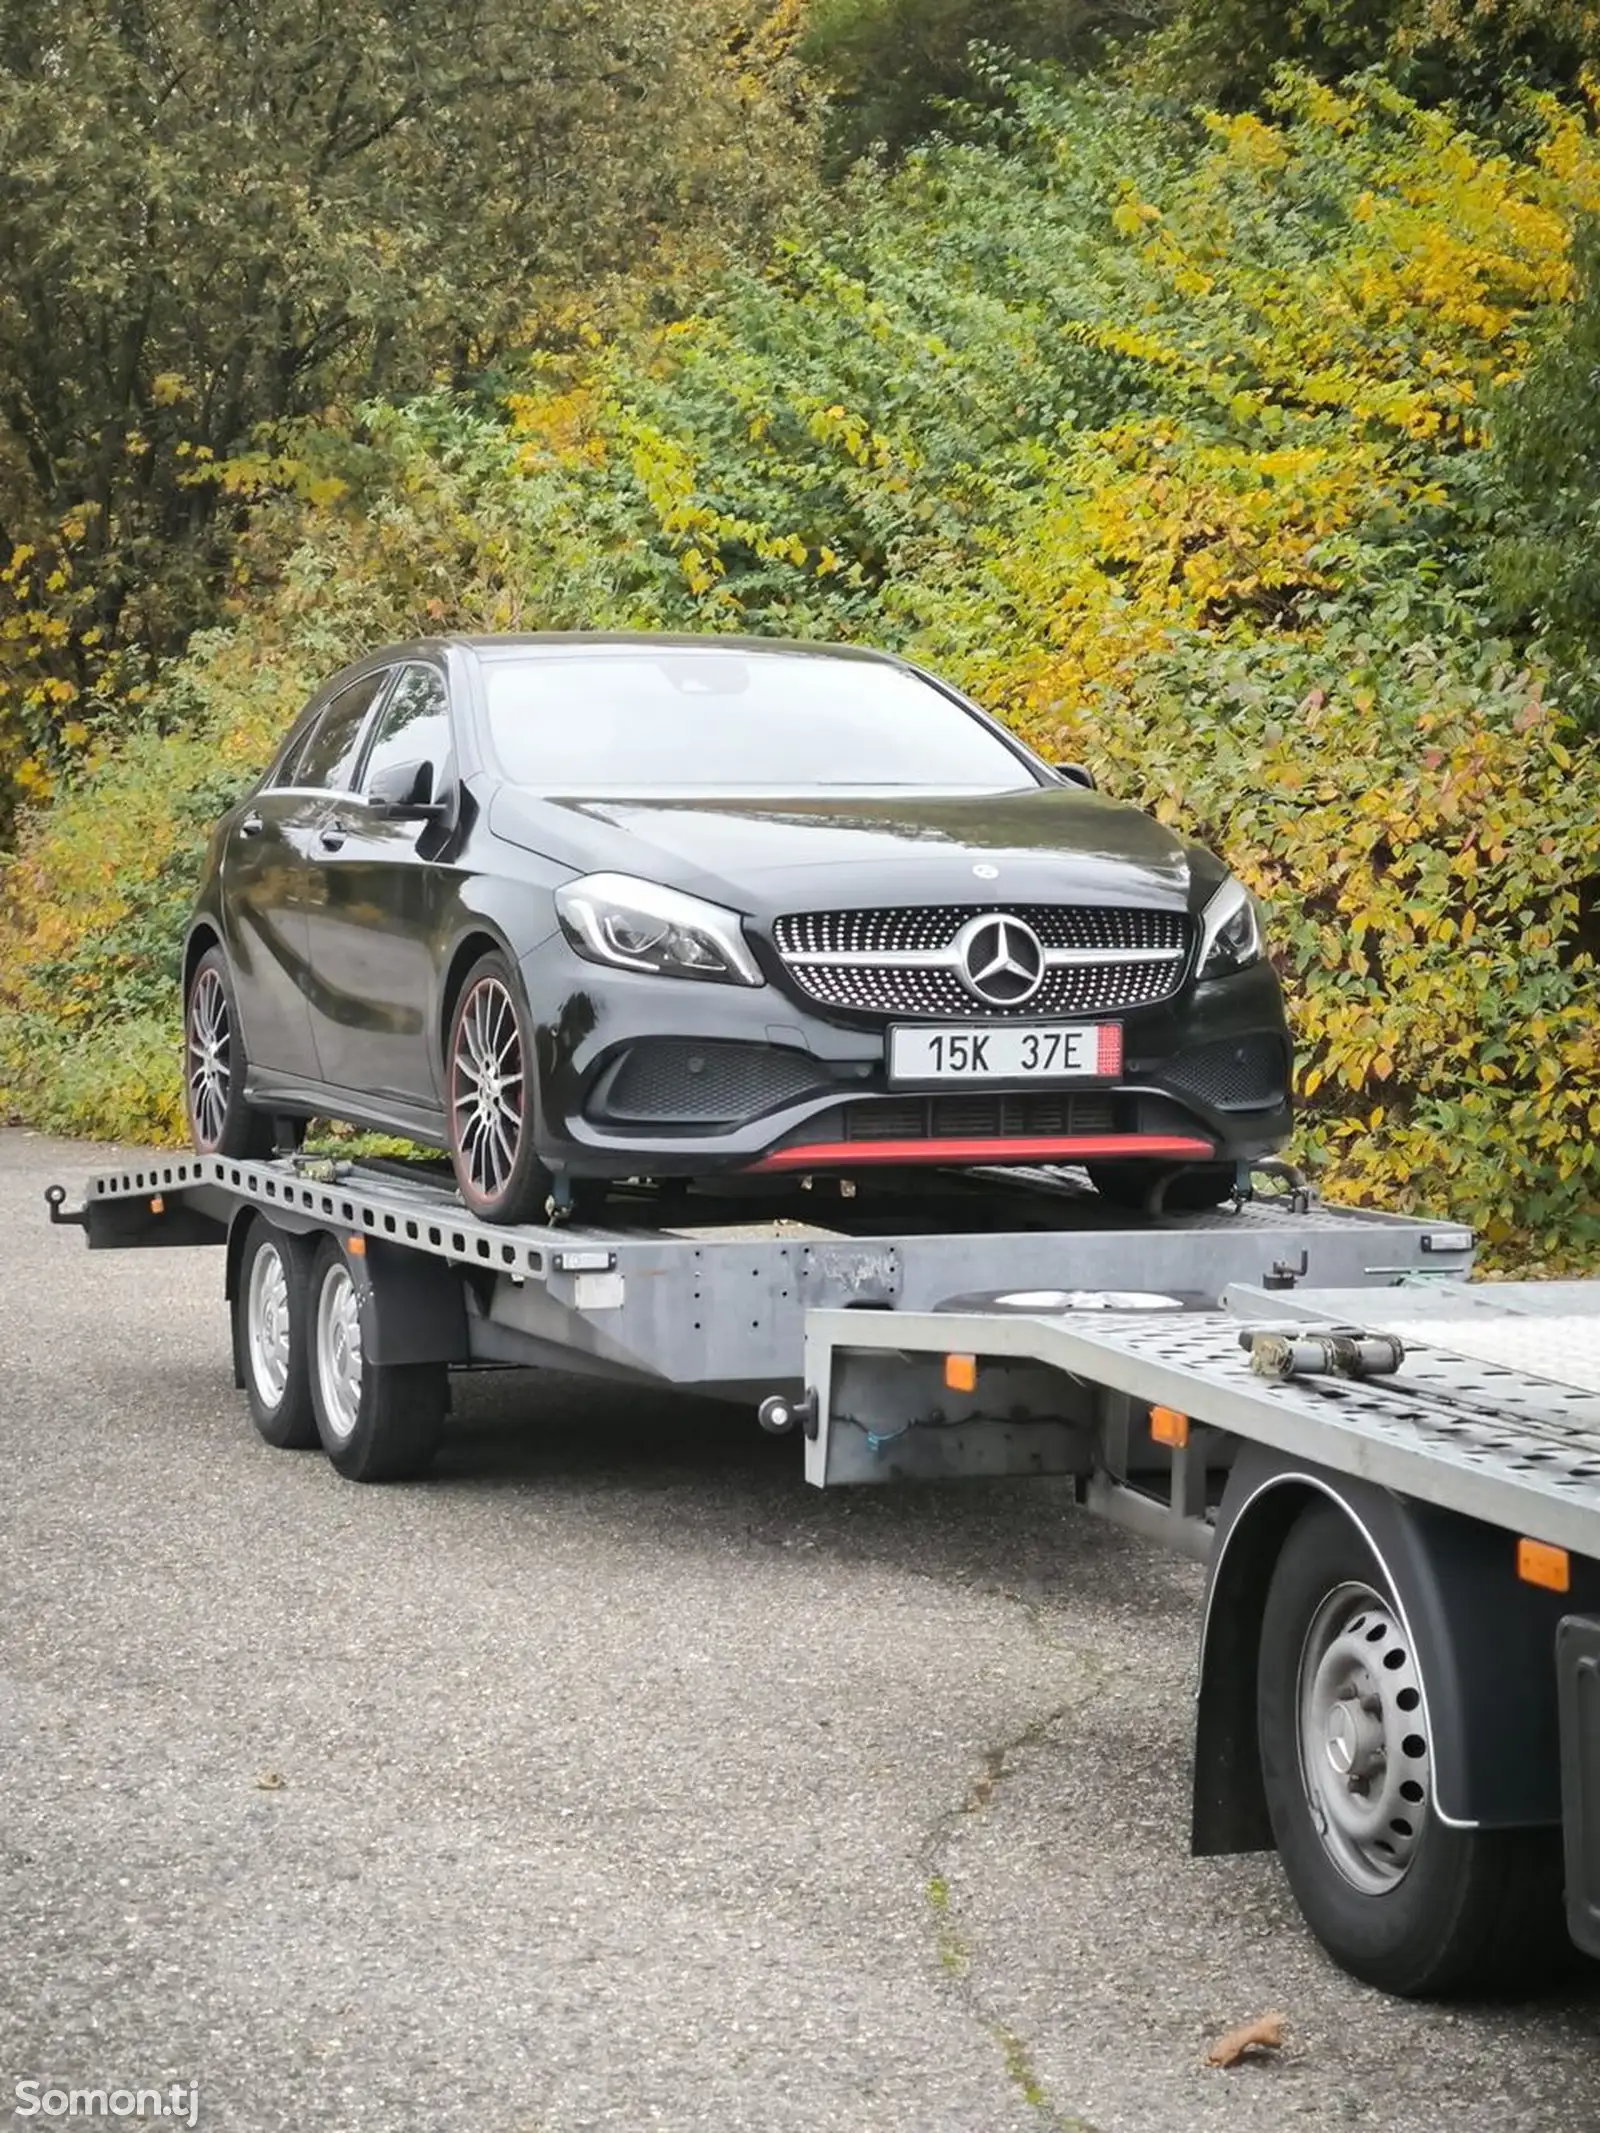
{"left": 488, "top": 786, "right": 1216, "bottom": 912}
{"left": 186, "top": 633, "right": 1293, "bottom": 1184}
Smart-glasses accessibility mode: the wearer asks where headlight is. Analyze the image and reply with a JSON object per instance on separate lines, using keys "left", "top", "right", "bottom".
{"left": 555, "top": 873, "right": 764, "bottom": 987}
{"left": 1196, "top": 877, "right": 1265, "bottom": 980}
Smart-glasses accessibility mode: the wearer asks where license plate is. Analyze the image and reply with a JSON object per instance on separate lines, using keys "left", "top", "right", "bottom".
{"left": 887, "top": 1023, "right": 1122, "bottom": 1084}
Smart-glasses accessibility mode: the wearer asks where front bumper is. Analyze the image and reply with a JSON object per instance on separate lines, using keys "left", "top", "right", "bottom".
{"left": 521, "top": 936, "right": 1292, "bottom": 1179}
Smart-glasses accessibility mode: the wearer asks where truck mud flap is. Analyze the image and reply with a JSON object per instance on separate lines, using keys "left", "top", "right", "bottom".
{"left": 1558, "top": 1614, "right": 1600, "bottom": 1959}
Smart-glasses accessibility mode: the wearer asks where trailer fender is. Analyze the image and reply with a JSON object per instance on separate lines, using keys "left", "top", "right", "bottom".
{"left": 347, "top": 1237, "right": 470, "bottom": 1368}
{"left": 225, "top": 1209, "right": 469, "bottom": 1370}
{"left": 1191, "top": 1444, "right": 1600, "bottom": 1854}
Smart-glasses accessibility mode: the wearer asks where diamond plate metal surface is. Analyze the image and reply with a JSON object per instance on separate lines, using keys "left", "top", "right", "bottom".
{"left": 1227, "top": 1282, "right": 1600, "bottom": 1396}
{"left": 807, "top": 1291, "right": 1600, "bottom": 1550}
{"left": 1056, "top": 1305, "right": 1600, "bottom": 1549}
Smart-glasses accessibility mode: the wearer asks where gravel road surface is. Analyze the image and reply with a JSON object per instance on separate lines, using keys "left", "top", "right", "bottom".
{"left": 3, "top": 1128, "right": 1597, "bottom": 2132}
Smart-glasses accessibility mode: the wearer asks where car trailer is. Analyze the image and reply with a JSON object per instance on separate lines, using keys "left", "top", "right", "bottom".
{"left": 47, "top": 1150, "right": 1600, "bottom": 1999}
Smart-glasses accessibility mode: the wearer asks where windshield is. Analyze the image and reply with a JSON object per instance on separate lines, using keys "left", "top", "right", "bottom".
{"left": 478, "top": 648, "right": 1040, "bottom": 795}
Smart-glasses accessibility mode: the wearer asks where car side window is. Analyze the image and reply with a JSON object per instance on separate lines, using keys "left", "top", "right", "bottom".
{"left": 278, "top": 672, "right": 388, "bottom": 791}
{"left": 358, "top": 665, "right": 452, "bottom": 802}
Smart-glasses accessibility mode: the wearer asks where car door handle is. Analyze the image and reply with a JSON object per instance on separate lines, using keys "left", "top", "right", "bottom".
{"left": 239, "top": 811, "right": 264, "bottom": 837}
{"left": 318, "top": 817, "right": 348, "bottom": 852}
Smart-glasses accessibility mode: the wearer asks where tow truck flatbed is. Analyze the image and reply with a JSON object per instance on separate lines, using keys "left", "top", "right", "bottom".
{"left": 48, "top": 1149, "right": 1600, "bottom": 1998}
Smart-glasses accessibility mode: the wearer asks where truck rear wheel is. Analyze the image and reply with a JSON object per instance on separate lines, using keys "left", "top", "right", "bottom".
{"left": 307, "top": 1237, "right": 446, "bottom": 1483}
{"left": 235, "top": 1216, "right": 318, "bottom": 1449}
{"left": 1257, "top": 1502, "right": 1565, "bottom": 1996}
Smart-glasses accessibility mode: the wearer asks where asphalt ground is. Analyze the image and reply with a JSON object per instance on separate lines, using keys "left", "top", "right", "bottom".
{"left": 2, "top": 1126, "right": 1597, "bottom": 2133}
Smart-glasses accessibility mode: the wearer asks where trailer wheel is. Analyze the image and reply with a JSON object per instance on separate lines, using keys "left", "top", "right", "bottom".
{"left": 236, "top": 1217, "right": 318, "bottom": 1449}
{"left": 1257, "top": 1502, "right": 1564, "bottom": 1996}
{"left": 307, "top": 1238, "right": 445, "bottom": 1483}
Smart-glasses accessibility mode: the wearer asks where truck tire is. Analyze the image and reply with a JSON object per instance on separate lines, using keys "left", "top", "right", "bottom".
{"left": 307, "top": 1237, "right": 446, "bottom": 1483}
{"left": 235, "top": 1216, "right": 318, "bottom": 1449}
{"left": 1257, "top": 1501, "right": 1566, "bottom": 1996}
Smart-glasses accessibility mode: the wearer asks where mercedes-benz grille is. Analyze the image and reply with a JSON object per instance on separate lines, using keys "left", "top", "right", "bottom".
{"left": 771, "top": 905, "right": 1191, "bottom": 1020}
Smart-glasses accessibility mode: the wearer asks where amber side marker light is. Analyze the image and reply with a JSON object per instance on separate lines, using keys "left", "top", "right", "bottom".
{"left": 1149, "top": 1405, "right": 1190, "bottom": 1448}
{"left": 1517, "top": 1537, "right": 1570, "bottom": 1593}
{"left": 944, "top": 1354, "right": 978, "bottom": 1394}
{"left": 149, "top": 1195, "right": 165, "bottom": 1214}
{"left": 347, "top": 1234, "right": 367, "bottom": 1259}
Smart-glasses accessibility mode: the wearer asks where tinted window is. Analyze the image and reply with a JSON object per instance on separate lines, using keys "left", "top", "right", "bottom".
{"left": 281, "top": 672, "right": 387, "bottom": 790}
{"left": 479, "top": 649, "right": 1038, "bottom": 796}
{"left": 359, "top": 665, "right": 451, "bottom": 797}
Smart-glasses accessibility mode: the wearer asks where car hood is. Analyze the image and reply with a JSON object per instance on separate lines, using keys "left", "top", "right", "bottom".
{"left": 487, "top": 785, "right": 1228, "bottom": 914}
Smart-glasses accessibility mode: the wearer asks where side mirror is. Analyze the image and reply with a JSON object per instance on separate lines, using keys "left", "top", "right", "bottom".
{"left": 1052, "top": 762, "right": 1097, "bottom": 791}
{"left": 368, "top": 759, "right": 447, "bottom": 819}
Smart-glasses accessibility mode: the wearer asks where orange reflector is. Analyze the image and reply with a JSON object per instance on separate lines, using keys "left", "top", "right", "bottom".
{"left": 944, "top": 1354, "right": 978, "bottom": 1394}
{"left": 1518, "top": 1537, "right": 1569, "bottom": 1593}
{"left": 1149, "top": 1405, "right": 1190, "bottom": 1448}
{"left": 149, "top": 1195, "right": 164, "bottom": 1214}
{"left": 347, "top": 1234, "right": 367, "bottom": 1258}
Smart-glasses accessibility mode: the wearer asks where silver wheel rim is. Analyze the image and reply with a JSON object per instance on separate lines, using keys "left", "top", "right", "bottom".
{"left": 187, "top": 967, "right": 232, "bottom": 1148}
{"left": 450, "top": 975, "right": 525, "bottom": 1201}
{"left": 246, "top": 1242, "right": 291, "bottom": 1409}
{"left": 315, "top": 1260, "right": 363, "bottom": 1443}
{"left": 1296, "top": 1579, "right": 1432, "bottom": 1894}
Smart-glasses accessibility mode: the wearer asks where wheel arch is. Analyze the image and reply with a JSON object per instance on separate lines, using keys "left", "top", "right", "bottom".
{"left": 182, "top": 919, "right": 223, "bottom": 1003}
{"left": 1192, "top": 1444, "right": 1598, "bottom": 1856}
{"left": 437, "top": 926, "right": 519, "bottom": 1076}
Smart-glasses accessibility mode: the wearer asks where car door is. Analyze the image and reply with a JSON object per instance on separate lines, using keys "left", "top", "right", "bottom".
{"left": 222, "top": 673, "right": 389, "bottom": 1081}
{"left": 300, "top": 661, "right": 456, "bottom": 1110}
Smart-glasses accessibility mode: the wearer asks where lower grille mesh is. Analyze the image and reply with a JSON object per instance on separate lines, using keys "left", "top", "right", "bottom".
{"left": 598, "top": 1040, "right": 828, "bottom": 1125}
{"left": 844, "top": 1093, "right": 1118, "bottom": 1141}
{"left": 1162, "top": 1036, "right": 1287, "bottom": 1112}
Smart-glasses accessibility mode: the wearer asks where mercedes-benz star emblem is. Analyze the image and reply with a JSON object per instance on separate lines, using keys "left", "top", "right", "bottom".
{"left": 955, "top": 913, "right": 1046, "bottom": 1007}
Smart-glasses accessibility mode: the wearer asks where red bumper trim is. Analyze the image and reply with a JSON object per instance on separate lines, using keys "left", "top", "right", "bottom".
{"left": 748, "top": 1133, "right": 1216, "bottom": 1173}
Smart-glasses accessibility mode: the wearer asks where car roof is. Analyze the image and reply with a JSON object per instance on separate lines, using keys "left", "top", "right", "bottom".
{"left": 372, "top": 631, "right": 906, "bottom": 666}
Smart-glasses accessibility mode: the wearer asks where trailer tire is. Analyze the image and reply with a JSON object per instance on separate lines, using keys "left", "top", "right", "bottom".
{"left": 235, "top": 1217, "right": 318, "bottom": 1449}
{"left": 307, "top": 1238, "right": 445, "bottom": 1483}
{"left": 1257, "top": 1502, "right": 1566, "bottom": 1996}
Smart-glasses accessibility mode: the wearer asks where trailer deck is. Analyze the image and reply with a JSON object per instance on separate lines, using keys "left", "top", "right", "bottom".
{"left": 47, "top": 1148, "right": 1600, "bottom": 1993}
{"left": 804, "top": 1282, "right": 1600, "bottom": 1553}
{"left": 52, "top": 1149, "right": 1475, "bottom": 1398}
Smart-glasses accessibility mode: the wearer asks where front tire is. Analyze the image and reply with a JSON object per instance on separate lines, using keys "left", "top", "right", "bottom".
{"left": 234, "top": 1216, "right": 318, "bottom": 1449}
{"left": 185, "top": 946, "right": 274, "bottom": 1159}
{"left": 1257, "top": 1503, "right": 1566, "bottom": 1996}
{"left": 307, "top": 1238, "right": 446, "bottom": 1482}
{"left": 445, "top": 952, "right": 551, "bottom": 1224}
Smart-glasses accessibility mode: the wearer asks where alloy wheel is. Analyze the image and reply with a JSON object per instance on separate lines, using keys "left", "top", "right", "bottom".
{"left": 1295, "top": 1579, "right": 1432, "bottom": 1894}
{"left": 450, "top": 975, "right": 526, "bottom": 1202}
{"left": 245, "top": 1240, "right": 291, "bottom": 1408}
{"left": 186, "top": 966, "right": 232, "bottom": 1148}
{"left": 314, "top": 1259, "right": 364, "bottom": 1443}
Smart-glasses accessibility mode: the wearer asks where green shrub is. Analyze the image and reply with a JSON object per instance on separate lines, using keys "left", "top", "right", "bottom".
{"left": 6, "top": 68, "right": 1599, "bottom": 1266}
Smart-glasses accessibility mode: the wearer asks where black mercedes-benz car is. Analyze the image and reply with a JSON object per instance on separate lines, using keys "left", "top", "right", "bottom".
{"left": 182, "top": 634, "right": 1292, "bottom": 1222}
